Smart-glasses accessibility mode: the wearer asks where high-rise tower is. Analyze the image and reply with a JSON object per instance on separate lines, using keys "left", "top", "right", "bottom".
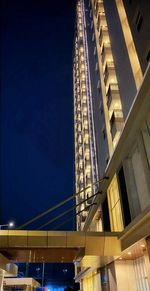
{"left": 73, "top": 0, "right": 150, "bottom": 290}
{"left": 73, "top": 0, "right": 99, "bottom": 231}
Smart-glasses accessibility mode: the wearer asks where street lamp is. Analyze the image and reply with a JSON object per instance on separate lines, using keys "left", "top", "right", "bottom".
{"left": 0, "top": 221, "right": 15, "bottom": 230}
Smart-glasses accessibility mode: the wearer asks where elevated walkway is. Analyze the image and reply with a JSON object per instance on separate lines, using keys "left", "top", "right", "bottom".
{"left": 0, "top": 230, "right": 120, "bottom": 264}
{"left": 3, "top": 278, "right": 40, "bottom": 291}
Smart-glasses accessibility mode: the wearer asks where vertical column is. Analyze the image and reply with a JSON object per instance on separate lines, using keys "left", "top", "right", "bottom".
{"left": 145, "top": 237, "right": 150, "bottom": 288}
{"left": 0, "top": 274, "right": 4, "bottom": 291}
{"left": 25, "top": 285, "right": 31, "bottom": 291}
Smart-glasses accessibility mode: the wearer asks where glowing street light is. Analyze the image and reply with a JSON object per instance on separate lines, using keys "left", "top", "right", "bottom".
{"left": 0, "top": 221, "right": 15, "bottom": 229}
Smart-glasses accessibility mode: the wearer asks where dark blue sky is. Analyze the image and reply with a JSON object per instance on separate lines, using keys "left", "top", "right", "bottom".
{"left": 1, "top": 0, "right": 76, "bottom": 229}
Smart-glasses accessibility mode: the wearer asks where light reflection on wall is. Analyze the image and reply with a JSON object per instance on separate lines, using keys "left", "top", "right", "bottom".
{"left": 46, "top": 285, "right": 65, "bottom": 291}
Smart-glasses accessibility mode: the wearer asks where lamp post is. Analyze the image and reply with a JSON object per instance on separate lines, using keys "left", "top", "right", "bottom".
{"left": 41, "top": 261, "right": 45, "bottom": 289}
{"left": 0, "top": 222, "right": 14, "bottom": 230}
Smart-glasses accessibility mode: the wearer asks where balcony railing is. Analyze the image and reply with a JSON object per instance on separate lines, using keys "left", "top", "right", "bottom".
{"left": 84, "top": 144, "right": 90, "bottom": 151}
{"left": 110, "top": 110, "right": 124, "bottom": 140}
{"left": 83, "top": 127, "right": 89, "bottom": 134}
{"left": 101, "top": 43, "right": 112, "bottom": 64}
{"left": 107, "top": 83, "right": 120, "bottom": 109}
{"left": 95, "top": 1, "right": 104, "bottom": 18}
{"left": 97, "top": 13, "right": 106, "bottom": 31}
{"left": 99, "top": 27, "right": 109, "bottom": 47}
{"left": 85, "top": 174, "right": 92, "bottom": 186}
{"left": 104, "top": 62, "right": 116, "bottom": 86}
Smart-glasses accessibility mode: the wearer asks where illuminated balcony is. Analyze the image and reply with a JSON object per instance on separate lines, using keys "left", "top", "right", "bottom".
{"left": 82, "top": 94, "right": 87, "bottom": 102}
{"left": 84, "top": 134, "right": 89, "bottom": 145}
{"left": 79, "top": 162, "right": 84, "bottom": 171}
{"left": 80, "top": 61, "right": 85, "bottom": 68}
{"left": 81, "top": 80, "right": 86, "bottom": 88}
{"left": 104, "top": 62, "right": 116, "bottom": 86}
{"left": 78, "top": 135, "right": 83, "bottom": 145}
{"left": 75, "top": 99, "right": 80, "bottom": 107}
{"left": 80, "top": 60, "right": 85, "bottom": 67}
{"left": 97, "top": 13, "right": 106, "bottom": 31}
{"left": 110, "top": 110, "right": 124, "bottom": 140}
{"left": 101, "top": 43, "right": 112, "bottom": 65}
{"left": 76, "top": 113, "right": 82, "bottom": 121}
{"left": 79, "top": 173, "right": 84, "bottom": 182}
{"left": 83, "top": 112, "right": 88, "bottom": 122}
{"left": 85, "top": 149, "right": 90, "bottom": 158}
{"left": 75, "top": 119, "right": 82, "bottom": 126}
{"left": 86, "top": 194, "right": 93, "bottom": 205}
{"left": 81, "top": 87, "right": 86, "bottom": 94}
{"left": 78, "top": 147, "right": 83, "bottom": 156}
{"left": 86, "top": 176, "right": 92, "bottom": 186}
{"left": 84, "top": 143, "right": 90, "bottom": 151}
{"left": 106, "top": 84, "right": 120, "bottom": 110}
{"left": 76, "top": 106, "right": 81, "bottom": 113}
{"left": 83, "top": 203, "right": 91, "bottom": 211}
{"left": 99, "top": 27, "right": 109, "bottom": 47}
{"left": 82, "top": 98, "right": 87, "bottom": 106}
{"left": 83, "top": 106, "right": 87, "bottom": 113}
{"left": 94, "top": 0, "right": 97, "bottom": 8}
{"left": 83, "top": 127, "right": 88, "bottom": 135}
{"left": 85, "top": 157, "right": 90, "bottom": 167}
{"left": 78, "top": 38, "right": 84, "bottom": 47}
{"left": 81, "top": 214, "right": 87, "bottom": 223}
{"left": 95, "top": 1, "right": 104, "bottom": 18}
{"left": 76, "top": 125, "right": 82, "bottom": 133}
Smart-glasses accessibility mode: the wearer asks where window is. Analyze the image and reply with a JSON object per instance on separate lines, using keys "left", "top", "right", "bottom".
{"left": 102, "top": 196, "right": 111, "bottom": 231}
{"left": 117, "top": 166, "right": 131, "bottom": 226}
{"left": 142, "top": 117, "right": 150, "bottom": 167}
{"left": 107, "top": 175, "right": 124, "bottom": 231}
{"left": 135, "top": 11, "right": 143, "bottom": 32}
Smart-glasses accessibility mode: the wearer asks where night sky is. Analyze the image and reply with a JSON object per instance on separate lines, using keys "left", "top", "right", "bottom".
{"left": 1, "top": 0, "right": 76, "bottom": 230}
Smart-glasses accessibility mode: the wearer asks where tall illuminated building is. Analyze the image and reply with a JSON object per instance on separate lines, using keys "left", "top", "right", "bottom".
{"left": 73, "top": 0, "right": 150, "bottom": 290}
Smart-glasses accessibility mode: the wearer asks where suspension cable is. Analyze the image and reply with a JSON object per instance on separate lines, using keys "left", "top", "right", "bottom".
{"left": 38, "top": 202, "right": 97, "bottom": 230}
{"left": 17, "top": 177, "right": 108, "bottom": 229}
{"left": 37, "top": 191, "right": 101, "bottom": 229}
{"left": 52, "top": 192, "right": 102, "bottom": 230}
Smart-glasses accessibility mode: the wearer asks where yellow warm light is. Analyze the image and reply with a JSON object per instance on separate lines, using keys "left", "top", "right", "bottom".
{"left": 107, "top": 175, "right": 124, "bottom": 231}
{"left": 79, "top": 47, "right": 84, "bottom": 52}
{"left": 116, "top": 0, "right": 143, "bottom": 88}
{"left": 111, "top": 78, "right": 115, "bottom": 83}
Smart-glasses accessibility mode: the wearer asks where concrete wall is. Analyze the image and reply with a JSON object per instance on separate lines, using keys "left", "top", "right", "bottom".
{"left": 122, "top": 0, "right": 150, "bottom": 74}
{"left": 104, "top": 0, "right": 137, "bottom": 119}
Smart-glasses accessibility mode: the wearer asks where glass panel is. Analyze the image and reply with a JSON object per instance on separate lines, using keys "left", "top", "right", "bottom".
{"left": 107, "top": 175, "right": 124, "bottom": 231}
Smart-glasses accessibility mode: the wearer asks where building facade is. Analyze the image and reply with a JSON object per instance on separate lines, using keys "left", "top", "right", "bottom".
{"left": 73, "top": 0, "right": 150, "bottom": 290}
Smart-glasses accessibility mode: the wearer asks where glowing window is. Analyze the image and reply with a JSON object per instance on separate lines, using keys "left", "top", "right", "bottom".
{"left": 107, "top": 175, "right": 124, "bottom": 231}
